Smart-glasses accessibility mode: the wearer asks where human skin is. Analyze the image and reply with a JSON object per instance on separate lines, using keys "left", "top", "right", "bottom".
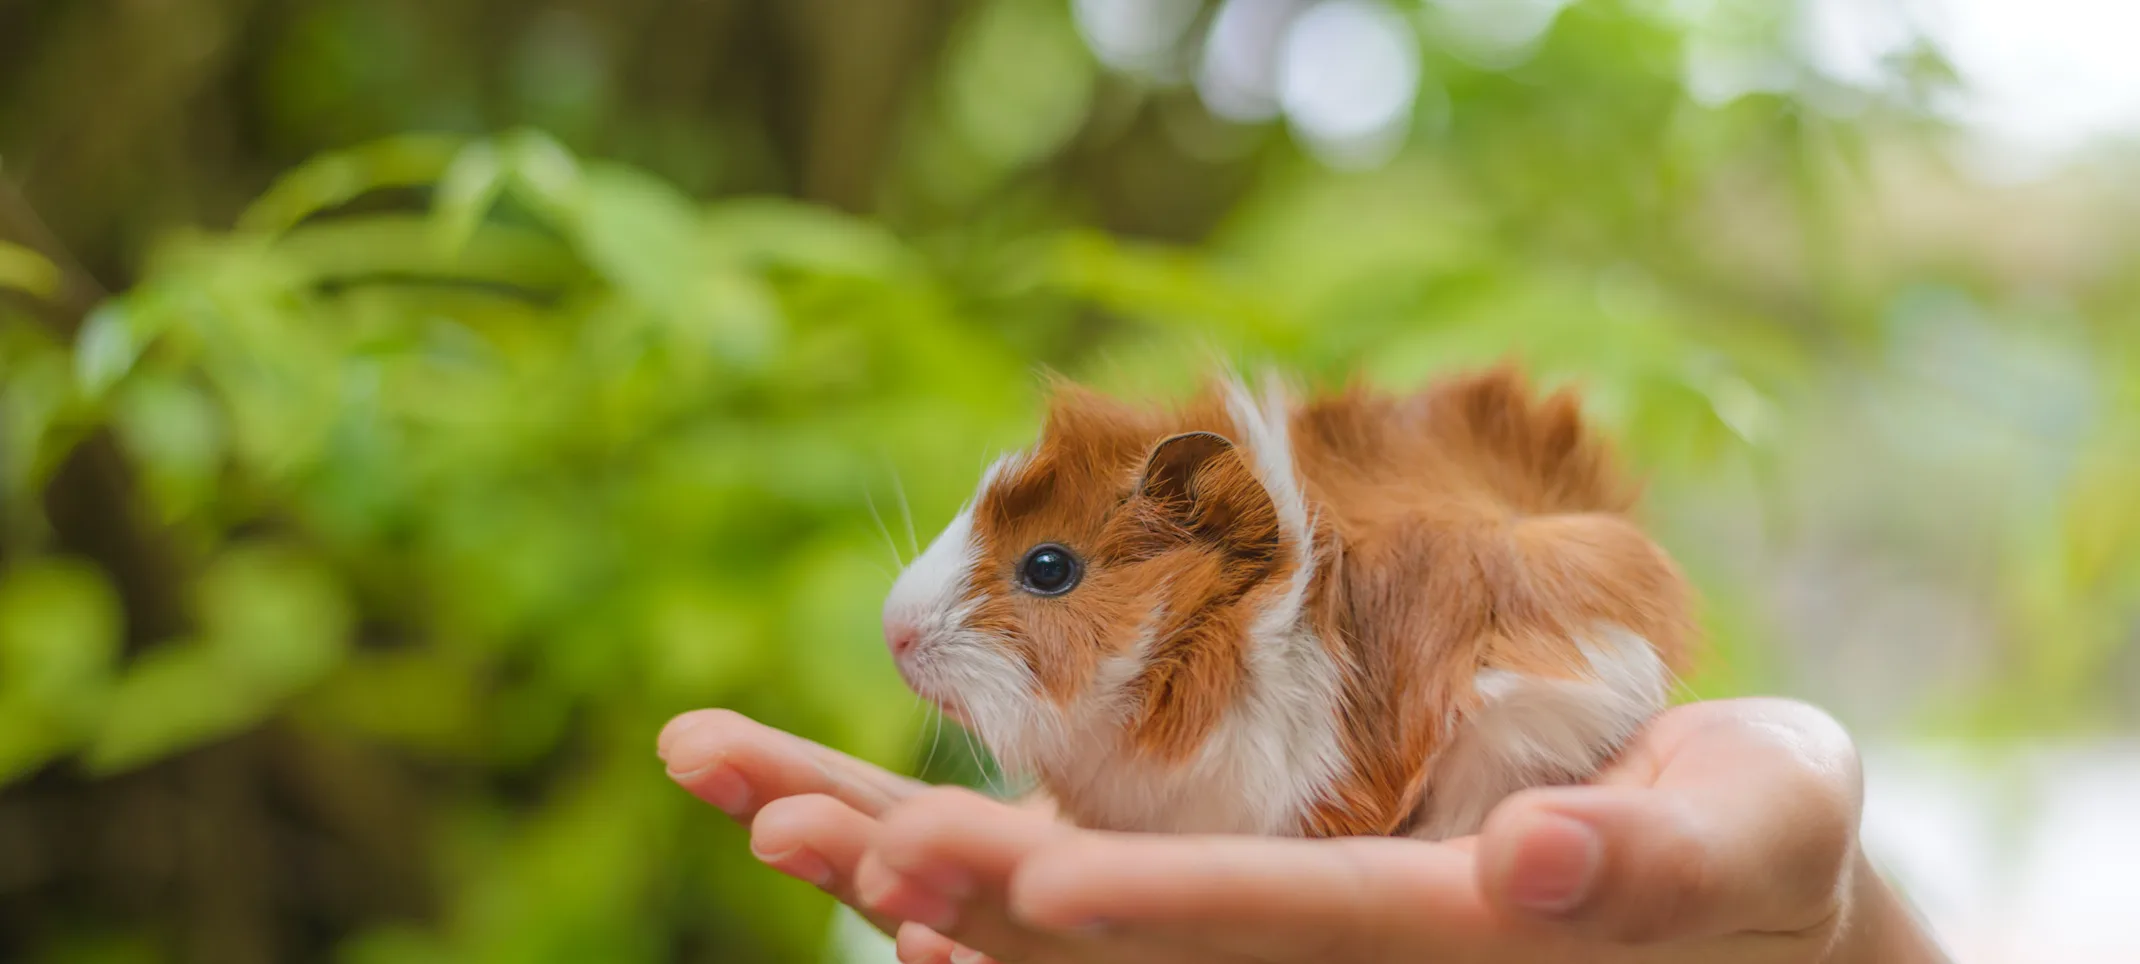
{"left": 657, "top": 698, "right": 1954, "bottom": 964}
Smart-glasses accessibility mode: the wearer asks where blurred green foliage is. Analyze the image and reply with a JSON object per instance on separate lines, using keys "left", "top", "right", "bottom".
{"left": 1, "top": 0, "right": 2137, "bottom": 961}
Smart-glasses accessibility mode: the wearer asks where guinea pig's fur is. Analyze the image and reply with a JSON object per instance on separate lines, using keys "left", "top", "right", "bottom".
{"left": 882, "top": 367, "right": 1696, "bottom": 839}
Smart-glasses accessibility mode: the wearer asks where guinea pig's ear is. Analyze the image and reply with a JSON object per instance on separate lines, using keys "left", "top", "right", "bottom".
{"left": 1132, "top": 432, "right": 1280, "bottom": 552}
{"left": 1137, "top": 432, "right": 1235, "bottom": 503}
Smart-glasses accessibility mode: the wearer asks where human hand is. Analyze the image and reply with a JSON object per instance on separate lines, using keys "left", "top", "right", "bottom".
{"left": 657, "top": 698, "right": 1950, "bottom": 964}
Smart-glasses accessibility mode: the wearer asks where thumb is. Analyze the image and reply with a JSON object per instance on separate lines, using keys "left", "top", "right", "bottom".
{"left": 1476, "top": 707, "right": 1861, "bottom": 942}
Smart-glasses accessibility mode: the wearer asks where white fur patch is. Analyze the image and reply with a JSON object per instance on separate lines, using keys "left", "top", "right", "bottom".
{"left": 883, "top": 499, "right": 979, "bottom": 637}
{"left": 1221, "top": 373, "right": 1312, "bottom": 547}
{"left": 1204, "top": 373, "right": 1351, "bottom": 835}
{"left": 885, "top": 455, "right": 1057, "bottom": 762}
{"left": 1411, "top": 626, "right": 1670, "bottom": 839}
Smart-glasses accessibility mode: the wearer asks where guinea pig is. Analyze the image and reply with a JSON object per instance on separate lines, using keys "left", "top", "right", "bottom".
{"left": 880, "top": 366, "right": 1697, "bottom": 839}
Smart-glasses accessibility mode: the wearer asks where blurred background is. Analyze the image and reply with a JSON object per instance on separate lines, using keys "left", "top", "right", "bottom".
{"left": 1, "top": 0, "right": 2136, "bottom": 961}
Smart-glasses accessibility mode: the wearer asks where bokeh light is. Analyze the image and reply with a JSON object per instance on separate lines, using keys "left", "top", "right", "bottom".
{"left": 1276, "top": 0, "right": 1421, "bottom": 168}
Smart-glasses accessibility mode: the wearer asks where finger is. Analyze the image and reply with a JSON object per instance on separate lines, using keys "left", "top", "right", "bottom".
{"left": 1011, "top": 831, "right": 1492, "bottom": 962}
{"left": 658, "top": 708, "right": 925, "bottom": 819}
{"left": 1477, "top": 698, "right": 1862, "bottom": 943}
{"left": 895, "top": 922, "right": 975, "bottom": 964}
{"left": 749, "top": 793, "right": 907, "bottom": 938}
{"left": 856, "top": 787, "right": 1077, "bottom": 961}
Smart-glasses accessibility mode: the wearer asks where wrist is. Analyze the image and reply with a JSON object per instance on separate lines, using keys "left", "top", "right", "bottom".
{"left": 1824, "top": 852, "right": 1952, "bottom": 964}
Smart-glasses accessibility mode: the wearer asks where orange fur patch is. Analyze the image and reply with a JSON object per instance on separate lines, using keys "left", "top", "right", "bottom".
{"left": 964, "top": 382, "right": 1284, "bottom": 763}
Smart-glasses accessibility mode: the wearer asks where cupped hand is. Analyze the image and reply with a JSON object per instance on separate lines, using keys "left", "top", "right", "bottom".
{"left": 656, "top": 699, "right": 1948, "bottom": 964}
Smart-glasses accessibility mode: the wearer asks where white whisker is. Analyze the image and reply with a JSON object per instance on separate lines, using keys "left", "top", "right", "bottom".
{"left": 959, "top": 724, "right": 1001, "bottom": 798}
{"left": 919, "top": 697, "right": 945, "bottom": 779}
{"left": 889, "top": 468, "right": 920, "bottom": 560}
{"left": 864, "top": 487, "right": 906, "bottom": 568}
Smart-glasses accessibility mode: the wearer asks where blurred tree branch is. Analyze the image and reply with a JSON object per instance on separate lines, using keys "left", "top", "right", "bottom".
{"left": 0, "top": 173, "right": 106, "bottom": 332}
{"left": 782, "top": 0, "right": 961, "bottom": 211}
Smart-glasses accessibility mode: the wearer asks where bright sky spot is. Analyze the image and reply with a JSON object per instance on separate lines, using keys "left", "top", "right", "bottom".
{"left": 1071, "top": 0, "right": 1204, "bottom": 77}
{"left": 1427, "top": 0, "right": 1574, "bottom": 69}
{"left": 1276, "top": 0, "right": 1421, "bottom": 169}
{"left": 1106, "top": 0, "right": 2140, "bottom": 178}
{"left": 1863, "top": 743, "right": 2140, "bottom": 964}
{"left": 1198, "top": 0, "right": 1309, "bottom": 122}
{"left": 1803, "top": 0, "right": 2140, "bottom": 176}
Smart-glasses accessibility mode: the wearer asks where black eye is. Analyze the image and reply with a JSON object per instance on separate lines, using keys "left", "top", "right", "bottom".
{"left": 1017, "top": 544, "right": 1082, "bottom": 596}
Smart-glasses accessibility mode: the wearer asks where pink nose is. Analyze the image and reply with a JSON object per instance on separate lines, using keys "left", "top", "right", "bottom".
{"left": 884, "top": 615, "right": 919, "bottom": 658}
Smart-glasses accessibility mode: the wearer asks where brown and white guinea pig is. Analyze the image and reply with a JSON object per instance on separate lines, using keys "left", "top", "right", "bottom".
{"left": 880, "top": 366, "right": 1697, "bottom": 840}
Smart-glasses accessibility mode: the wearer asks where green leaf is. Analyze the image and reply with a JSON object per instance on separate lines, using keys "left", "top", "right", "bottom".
{"left": 499, "top": 128, "right": 586, "bottom": 219}
{"left": 111, "top": 373, "right": 227, "bottom": 522}
{"left": 0, "top": 240, "right": 60, "bottom": 300}
{"left": 83, "top": 640, "right": 274, "bottom": 774}
{"left": 295, "top": 649, "right": 481, "bottom": 756}
{"left": 1, "top": 345, "right": 78, "bottom": 504}
{"left": 0, "top": 559, "right": 122, "bottom": 715}
{"left": 702, "top": 198, "right": 914, "bottom": 278}
{"left": 431, "top": 141, "right": 509, "bottom": 257}
{"left": 197, "top": 545, "right": 354, "bottom": 695}
{"left": 274, "top": 215, "right": 584, "bottom": 291}
{"left": 73, "top": 303, "right": 152, "bottom": 396}
{"left": 1694, "top": 370, "right": 1777, "bottom": 448}
{"left": 568, "top": 165, "right": 784, "bottom": 365}
{"left": 571, "top": 165, "right": 707, "bottom": 298}
{"left": 237, "top": 133, "right": 468, "bottom": 235}
{"left": 0, "top": 698, "right": 72, "bottom": 784}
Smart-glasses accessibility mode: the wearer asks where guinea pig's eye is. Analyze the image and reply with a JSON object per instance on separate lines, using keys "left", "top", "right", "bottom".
{"left": 1016, "top": 544, "right": 1082, "bottom": 596}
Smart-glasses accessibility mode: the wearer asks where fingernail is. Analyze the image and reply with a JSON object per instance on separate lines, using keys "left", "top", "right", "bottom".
{"left": 754, "top": 847, "right": 834, "bottom": 888}
{"left": 1509, "top": 813, "right": 1601, "bottom": 914}
{"left": 949, "top": 948, "right": 991, "bottom": 964}
{"left": 860, "top": 871, "right": 960, "bottom": 932}
{"left": 655, "top": 712, "right": 702, "bottom": 762}
{"left": 677, "top": 764, "right": 752, "bottom": 817}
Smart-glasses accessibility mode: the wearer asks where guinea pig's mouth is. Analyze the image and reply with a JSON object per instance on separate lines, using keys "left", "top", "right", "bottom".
{"left": 892, "top": 664, "right": 974, "bottom": 729}
{"left": 909, "top": 687, "right": 972, "bottom": 729}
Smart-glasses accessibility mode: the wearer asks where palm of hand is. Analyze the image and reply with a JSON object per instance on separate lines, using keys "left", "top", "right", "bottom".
{"left": 658, "top": 699, "right": 1926, "bottom": 964}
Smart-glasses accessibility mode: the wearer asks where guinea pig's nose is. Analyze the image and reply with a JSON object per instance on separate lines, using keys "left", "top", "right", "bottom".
{"left": 883, "top": 615, "right": 919, "bottom": 659}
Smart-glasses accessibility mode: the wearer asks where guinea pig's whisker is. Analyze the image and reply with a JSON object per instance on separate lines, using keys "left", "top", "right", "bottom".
{"left": 967, "top": 732, "right": 1005, "bottom": 796}
{"left": 888, "top": 468, "right": 919, "bottom": 560}
{"left": 914, "top": 694, "right": 945, "bottom": 779}
{"left": 863, "top": 487, "right": 906, "bottom": 568}
{"left": 955, "top": 723, "right": 998, "bottom": 797}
